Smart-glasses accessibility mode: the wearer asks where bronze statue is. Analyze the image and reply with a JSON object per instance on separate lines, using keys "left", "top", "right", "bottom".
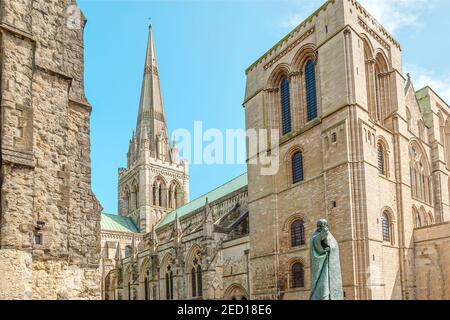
{"left": 310, "top": 219, "right": 344, "bottom": 300}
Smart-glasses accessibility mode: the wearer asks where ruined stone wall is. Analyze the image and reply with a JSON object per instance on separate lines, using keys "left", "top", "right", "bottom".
{"left": 0, "top": 0, "right": 101, "bottom": 299}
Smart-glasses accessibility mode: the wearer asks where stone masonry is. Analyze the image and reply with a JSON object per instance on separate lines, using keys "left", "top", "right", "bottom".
{"left": 0, "top": 0, "right": 101, "bottom": 299}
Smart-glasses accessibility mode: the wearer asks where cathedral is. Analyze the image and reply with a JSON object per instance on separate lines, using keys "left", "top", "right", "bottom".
{"left": 100, "top": 0, "right": 450, "bottom": 300}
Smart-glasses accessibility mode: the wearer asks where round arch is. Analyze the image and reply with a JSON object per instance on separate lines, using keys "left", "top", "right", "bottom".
{"left": 291, "top": 43, "right": 317, "bottom": 71}
{"left": 266, "top": 63, "right": 291, "bottom": 88}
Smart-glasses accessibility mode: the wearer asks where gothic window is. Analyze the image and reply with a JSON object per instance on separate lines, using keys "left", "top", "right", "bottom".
{"left": 169, "top": 182, "right": 182, "bottom": 209}
{"left": 305, "top": 59, "right": 318, "bottom": 122}
{"left": 291, "top": 262, "right": 305, "bottom": 288}
{"left": 153, "top": 178, "right": 167, "bottom": 208}
{"left": 382, "top": 212, "right": 391, "bottom": 242}
{"left": 191, "top": 258, "right": 203, "bottom": 299}
{"left": 131, "top": 181, "right": 138, "bottom": 211}
{"left": 165, "top": 266, "right": 173, "bottom": 300}
{"left": 125, "top": 187, "right": 131, "bottom": 213}
{"left": 291, "top": 220, "right": 305, "bottom": 247}
{"left": 280, "top": 77, "right": 292, "bottom": 135}
{"left": 128, "top": 282, "right": 132, "bottom": 300}
{"left": 410, "top": 144, "right": 432, "bottom": 204}
{"left": 292, "top": 151, "right": 304, "bottom": 184}
{"left": 153, "top": 183, "right": 158, "bottom": 206}
{"left": 144, "top": 276, "right": 149, "bottom": 300}
{"left": 377, "top": 142, "right": 387, "bottom": 176}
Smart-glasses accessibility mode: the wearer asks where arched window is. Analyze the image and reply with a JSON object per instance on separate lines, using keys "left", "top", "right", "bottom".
{"left": 144, "top": 273, "right": 149, "bottom": 300}
{"left": 169, "top": 182, "right": 182, "bottom": 209}
{"left": 374, "top": 54, "right": 389, "bottom": 123}
{"left": 128, "top": 281, "right": 132, "bottom": 300}
{"left": 291, "top": 220, "right": 305, "bottom": 247}
{"left": 280, "top": 77, "right": 292, "bottom": 135}
{"left": 377, "top": 142, "right": 387, "bottom": 176}
{"left": 125, "top": 187, "right": 131, "bottom": 213}
{"left": 410, "top": 144, "right": 432, "bottom": 204}
{"left": 363, "top": 39, "right": 376, "bottom": 120}
{"left": 292, "top": 151, "right": 304, "bottom": 184}
{"left": 191, "top": 258, "right": 203, "bottom": 298}
{"left": 165, "top": 265, "right": 173, "bottom": 300}
{"left": 382, "top": 212, "right": 391, "bottom": 242}
{"left": 305, "top": 59, "right": 318, "bottom": 122}
{"left": 153, "top": 178, "right": 167, "bottom": 208}
{"left": 153, "top": 183, "right": 158, "bottom": 206}
{"left": 291, "top": 262, "right": 305, "bottom": 288}
{"left": 191, "top": 267, "right": 196, "bottom": 298}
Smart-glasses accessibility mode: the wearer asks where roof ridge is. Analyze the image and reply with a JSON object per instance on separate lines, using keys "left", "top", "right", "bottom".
{"left": 156, "top": 172, "right": 248, "bottom": 228}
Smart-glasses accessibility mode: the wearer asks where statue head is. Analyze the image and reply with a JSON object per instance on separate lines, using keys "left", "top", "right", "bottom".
{"left": 317, "top": 219, "right": 329, "bottom": 232}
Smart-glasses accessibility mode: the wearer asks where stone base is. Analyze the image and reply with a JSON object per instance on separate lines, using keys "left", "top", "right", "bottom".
{"left": 0, "top": 249, "right": 100, "bottom": 300}
{"left": 0, "top": 249, "right": 33, "bottom": 300}
{"left": 32, "top": 260, "right": 101, "bottom": 300}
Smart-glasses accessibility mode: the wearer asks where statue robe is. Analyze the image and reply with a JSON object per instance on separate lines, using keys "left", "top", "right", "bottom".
{"left": 310, "top": 230, "right": 344, "bottom": 300}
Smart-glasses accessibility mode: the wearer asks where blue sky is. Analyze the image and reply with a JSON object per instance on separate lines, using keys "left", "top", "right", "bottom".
{"left": 78, "top": 0, "right": 450, "bottom": 214}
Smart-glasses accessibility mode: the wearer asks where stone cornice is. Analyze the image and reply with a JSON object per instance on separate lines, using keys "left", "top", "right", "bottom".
{"left": 350, "top": 0, "right": 401, "bottom": 50}
{"left": 245, "top": 0, "right": 335, "bottom": 75}
{"left": 357, "top": 16, "right": 391, "bottom": 52}
{"left": 263, "top": 27, "right": 315, "bottom": 71}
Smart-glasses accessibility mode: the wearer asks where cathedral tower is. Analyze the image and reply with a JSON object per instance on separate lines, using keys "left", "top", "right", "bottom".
{"left": 118, "top": 24, "right": 189, "bottom": 233}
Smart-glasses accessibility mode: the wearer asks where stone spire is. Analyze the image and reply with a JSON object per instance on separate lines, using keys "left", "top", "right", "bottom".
{"left": 135, "top": 23, "right": 168, "bottom": 153}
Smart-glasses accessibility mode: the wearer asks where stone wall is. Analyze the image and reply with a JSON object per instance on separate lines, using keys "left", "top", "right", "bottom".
{"left": 0, "top": 0, "right": 101, "bottom": 299}
{"left": 413, "top": 223, "right": 450, "bottom": 300}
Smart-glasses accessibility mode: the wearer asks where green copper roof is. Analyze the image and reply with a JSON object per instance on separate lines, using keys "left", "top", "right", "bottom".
{"left": 157, "top": 173, "right": 248, "bottom": 229}
{"left": 101, "top": 213, "right": 139, "bottom": 233}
